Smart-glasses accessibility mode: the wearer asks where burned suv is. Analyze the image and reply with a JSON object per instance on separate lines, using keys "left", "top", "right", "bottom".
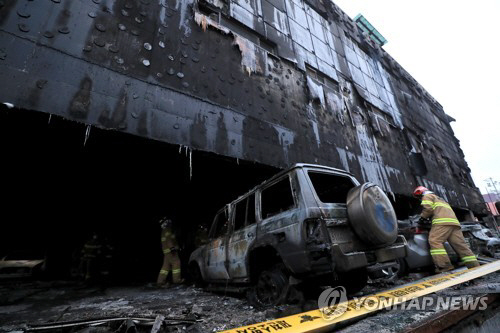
{"left": 189, "top": 164, "right": 407, "bottom": 305}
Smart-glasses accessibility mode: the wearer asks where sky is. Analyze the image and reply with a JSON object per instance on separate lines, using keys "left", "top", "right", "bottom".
{"left": 332, "top": 0, "right": 500, "bottom": 195}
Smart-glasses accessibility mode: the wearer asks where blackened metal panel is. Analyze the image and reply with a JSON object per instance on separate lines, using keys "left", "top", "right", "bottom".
{"left": 0, "top": 0, "right": 484, "bottom": 212}
{"left": 266, "top": 0, "right": 286, "bottom": 12}
{"left": 288, "top": 16, "right": 313, "bottom": 50}
{"left": 229, "top": 1, "right": 266, "bottom": 36}
{"left": 306, "top": 11, "right": 324, "bottom": 39}
{"left": 262, "top": 0, "right": 289, "bottom": 35}
{"left": 264, "top": 23, "right": 295, "bottom": 61}
{"left": 284, "top": 0, "right": 308, "bottom": 29}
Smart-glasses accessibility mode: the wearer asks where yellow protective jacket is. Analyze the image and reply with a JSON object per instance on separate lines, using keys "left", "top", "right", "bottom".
{"left": 161, "top": 227, "right": 179, "bottom": 254}
{"left": 421, "top": 193, "right": 460, "bottom": 226}
{"left": 82, "top": 238, "right": 102, "bottom": 259}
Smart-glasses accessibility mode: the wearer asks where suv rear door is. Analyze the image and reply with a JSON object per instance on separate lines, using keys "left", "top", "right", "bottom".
{"left": 204, "top": 207, "right": 230, "bottom": 280}
{"left": 256, "top": 174, "right": 302, "bottom": 263}
{"left": 227, "top": 193, "right": 257, "bottom": 280}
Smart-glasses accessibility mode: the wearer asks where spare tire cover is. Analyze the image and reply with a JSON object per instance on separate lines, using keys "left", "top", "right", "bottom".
{"left": 346, "top": 183, "right": 397, "bottom": 247}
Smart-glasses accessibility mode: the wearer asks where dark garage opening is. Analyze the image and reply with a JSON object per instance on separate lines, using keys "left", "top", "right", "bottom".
{"left": 0, "top": 106, "right": 278, "bottom": 283}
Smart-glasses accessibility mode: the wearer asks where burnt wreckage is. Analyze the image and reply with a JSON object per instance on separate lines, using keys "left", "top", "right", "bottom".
{"left": 0, "top": 0, "right": 483, "bottom": 216}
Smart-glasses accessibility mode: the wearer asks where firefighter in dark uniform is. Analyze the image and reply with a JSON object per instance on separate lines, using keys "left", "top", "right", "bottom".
{"left": 414, "top": 186, "right": 480, "bottom": 272}
{"left": 99, "top": 236, "right": 115, "bottom": 281}
{"left": 81, "top": 233, "right": 102, "bottom": 282}
{"left": 194, "top": 224, "right": 209, "bottom": 248}
{"left": 157, "top": 218, "right": 183, "bottom": 286}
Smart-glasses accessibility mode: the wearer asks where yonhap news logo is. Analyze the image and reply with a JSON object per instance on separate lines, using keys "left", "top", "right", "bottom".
{"left": 318, "top": 285, "right": 489, "bottom": 321}
{"left": 318, "top": 286, "right": 348, "bottom": 320}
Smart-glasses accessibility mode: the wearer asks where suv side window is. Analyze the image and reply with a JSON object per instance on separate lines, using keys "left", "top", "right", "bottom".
{"left": 233, "top": 199, "right": 247, "bottom": 231}
{"left": 261, "top": 176, "right": 295, "bottom": 219}
{"left": 247, "top": 193, "right": 256, "bottom": 225}
{"left": 233, "top": 193, "right": 256, "bottom": 231}
{"left": 211, "top": 208, "right": 229, "bottom": 238}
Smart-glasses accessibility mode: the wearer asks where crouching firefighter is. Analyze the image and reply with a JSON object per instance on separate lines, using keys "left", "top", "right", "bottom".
{"left": 413, "top": 186, "right": 480, "bottom": 272}
{"left": 157, "top": 217, "right": 183, "bottom": 287}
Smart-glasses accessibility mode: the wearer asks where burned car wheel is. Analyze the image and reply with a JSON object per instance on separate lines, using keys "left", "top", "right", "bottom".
{"left": 347, "top": 183, "right": 398, "bottom": 247}
{"left": 395, "top": 258, "right": 408, "bottom": 277}
{"left": 380, "top": 261, "right": 403, "bottom": 281}
{"left": 249, "top": 265, "right": 288, "bottom": 308}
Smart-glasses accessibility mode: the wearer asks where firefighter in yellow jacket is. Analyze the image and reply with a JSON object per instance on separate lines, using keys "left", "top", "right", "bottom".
{"left": 413, "top": 186, "right": 479, "bottom": 272}
{"left": 156, "top": 218, "right": 183, "bottom": 286}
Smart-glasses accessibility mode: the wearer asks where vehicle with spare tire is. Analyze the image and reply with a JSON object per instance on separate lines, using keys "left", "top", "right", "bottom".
{"left": 188, "top": 163, "right": 407, "bottom": 306}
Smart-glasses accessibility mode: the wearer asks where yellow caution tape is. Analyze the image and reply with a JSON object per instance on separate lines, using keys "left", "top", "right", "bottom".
{"left": 220, "top": 260, "right": 500, "bottom": 333}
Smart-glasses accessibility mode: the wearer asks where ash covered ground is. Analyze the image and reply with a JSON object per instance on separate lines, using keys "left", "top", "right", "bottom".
{"left": 0, "top": 281, "right": 268, "bottom": 333}
{"left": 0, "top": 271, "right": 498, "bottom": 333}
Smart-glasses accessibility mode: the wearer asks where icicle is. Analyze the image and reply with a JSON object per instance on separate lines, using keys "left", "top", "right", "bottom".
{"left": 185, "top": 145, "right": 189, "bottom": 157}
{"left": 179, "top": 145, "right": 182, "bottom": 154}
{"left": 237, "top": 158, "right": 239, "bottom": 165}
{"left": 189, "top": 149, "right": 192, "bottom": 181}
{"left": 47, "top": 114, "right": 52, "bottom": 124}
{"left": 83, "top": 125, "right": 91, "bottom": 146}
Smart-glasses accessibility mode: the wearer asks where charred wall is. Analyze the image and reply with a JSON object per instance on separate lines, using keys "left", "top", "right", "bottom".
{"left": 0, "top": 0, "right": 484, "bottom": 213}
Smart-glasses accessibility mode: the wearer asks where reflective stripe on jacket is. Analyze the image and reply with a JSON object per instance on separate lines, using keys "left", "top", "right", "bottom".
{"left": 161, "top": 227, "right": 178, "bottom": 251}
{"left": 421, "top": 193, "right": 460, "bottom": 226}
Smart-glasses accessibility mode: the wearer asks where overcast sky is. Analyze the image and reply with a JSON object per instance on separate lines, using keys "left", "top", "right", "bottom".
{"left": 332, "top": 0, "right": 500, "bottom": 195}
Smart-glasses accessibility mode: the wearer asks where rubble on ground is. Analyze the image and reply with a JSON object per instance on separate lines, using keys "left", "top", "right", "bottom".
{"left": 0, "top": 270, "right": 498, "bottom": 333}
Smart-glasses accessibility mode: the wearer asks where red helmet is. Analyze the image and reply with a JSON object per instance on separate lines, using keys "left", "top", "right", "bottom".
{"left": 413, "top": 186, "right": 429, "bottom": 198}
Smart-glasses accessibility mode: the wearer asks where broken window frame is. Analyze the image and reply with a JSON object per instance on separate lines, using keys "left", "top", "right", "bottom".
{"left": 306, "top": 171, "right": 356, "bottom": 204}
{"left": 197, "top": 0, "right": 278, "bottom": 57}
{"left": 368, "top": 105, "right": 394, "bottom": 137}
{"left": 246, "top": 193, "right": 256, "bottom": 226}
{"left": 209, "top": 206, "right": 230, "bottom": 239}
{"left": 306, "top": 65, "right": 340, "bottom": 90}
{"left": 259, "top": 175, "right": 296, "bottom": 220}
{"left": 233, "top": 198, "right": 247, "bottom": 232}
{"left": 231, "top": 192, "right": 256, "bottom": 232}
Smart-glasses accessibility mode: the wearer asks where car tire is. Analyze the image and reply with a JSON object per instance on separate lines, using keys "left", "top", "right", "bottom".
{"left": 248, "top": 265, "right": 289, "bottom": 308}
{"left": 396, "top": 258, "right": 409, "bottom": 277}
{"left": 347, "top": 183, "right": 398, "bottom": 247}
{"left": 379, "top": 261, "right": 405, "bottom": 282}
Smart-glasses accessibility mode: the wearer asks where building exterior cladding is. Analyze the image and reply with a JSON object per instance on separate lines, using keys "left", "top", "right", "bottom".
{"left": 0, "top": 0, "right": 483, "bottom": 212}
{"left": 483, "top": 194, "right": 499, "bottom": 215}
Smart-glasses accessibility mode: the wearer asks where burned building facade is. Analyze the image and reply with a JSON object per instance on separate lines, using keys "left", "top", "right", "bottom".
{"left": 0, "top": 0, "right": 485, "bottom": 276}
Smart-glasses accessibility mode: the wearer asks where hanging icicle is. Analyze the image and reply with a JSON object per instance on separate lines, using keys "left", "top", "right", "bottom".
{"left": 83, "top": 125, "right": 91, "bottom": 146}
{"left": 189, "top": 149, "right": 192, "bottom": 181}
{"left": 47, "top": 114, "right": 52, "bottom": 124}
